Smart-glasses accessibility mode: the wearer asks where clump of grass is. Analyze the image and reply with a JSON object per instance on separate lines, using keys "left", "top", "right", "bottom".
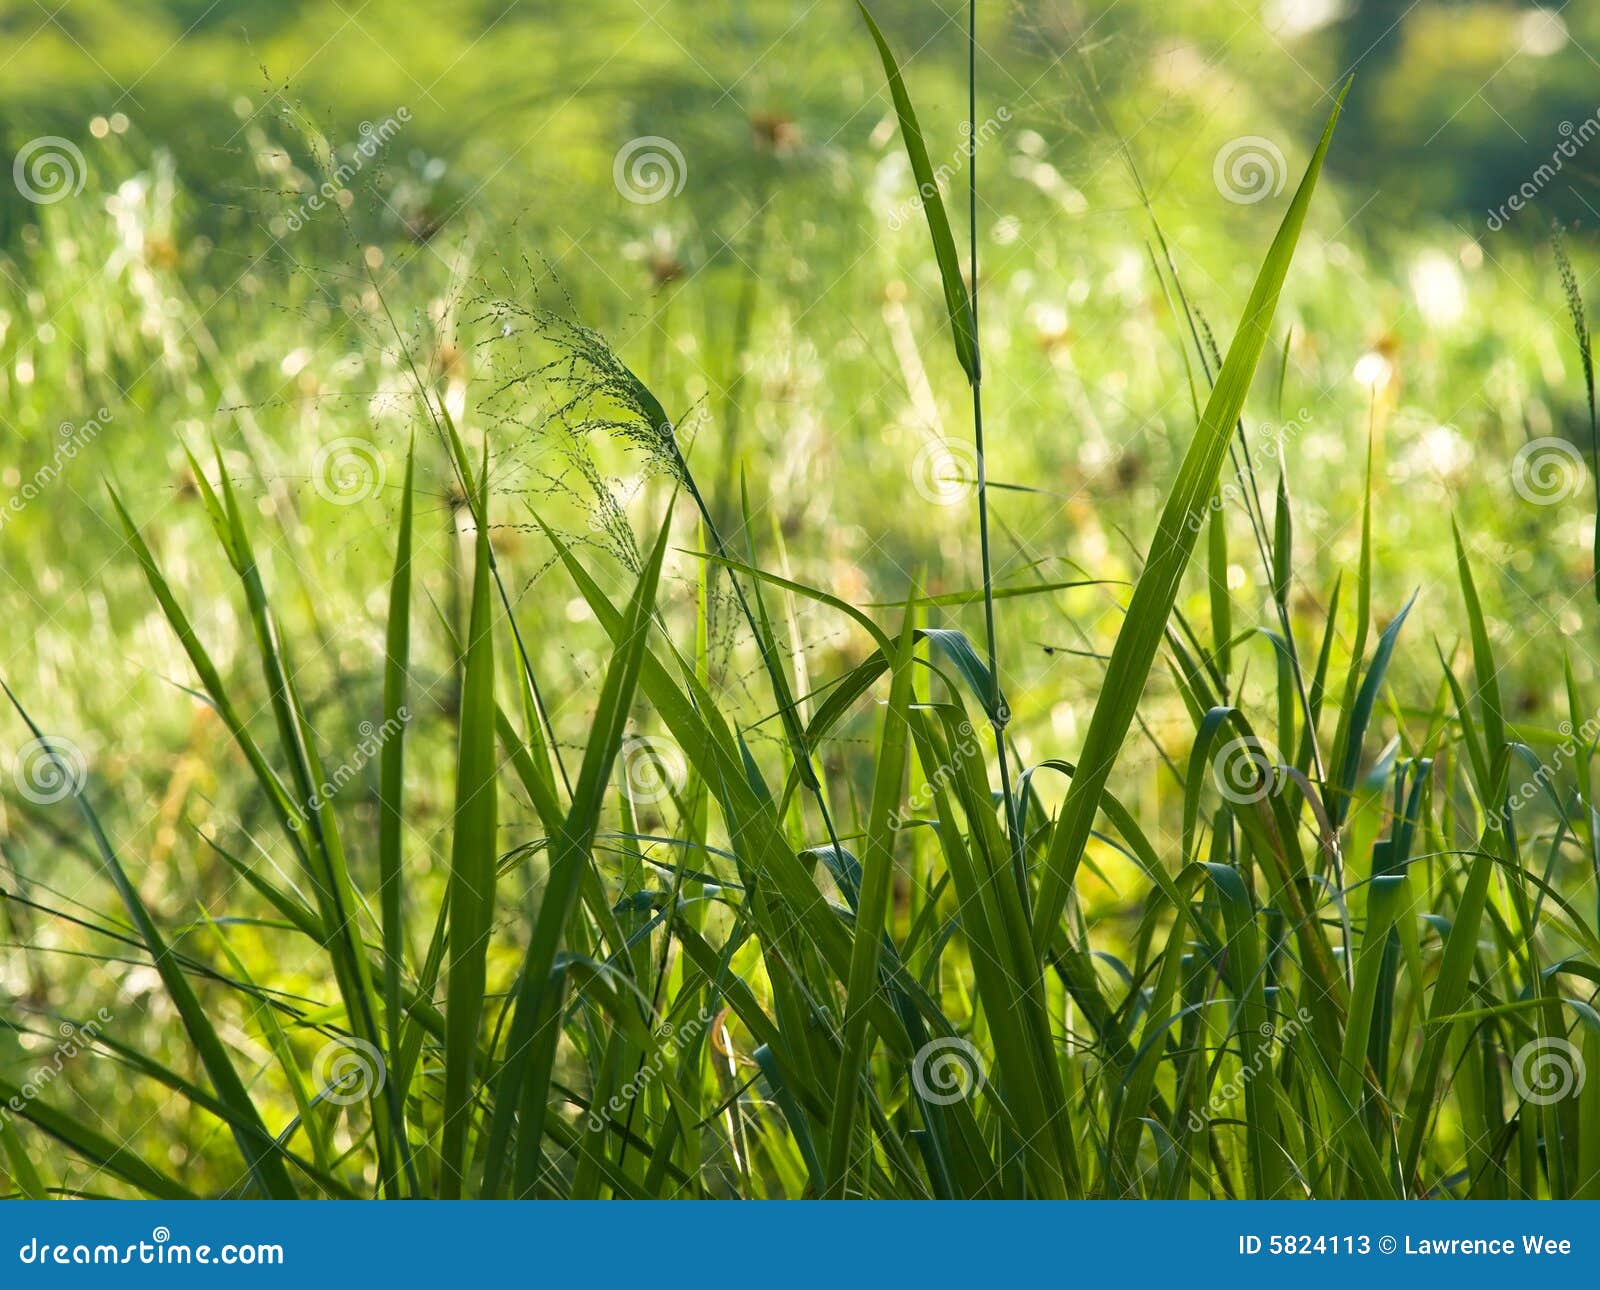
{"left": 4, "top": 17, "right": 1600, "bottom": 1205}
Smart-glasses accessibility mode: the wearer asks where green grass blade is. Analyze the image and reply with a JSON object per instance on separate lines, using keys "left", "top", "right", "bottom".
{"left": 1398, "top": 526, "right": 1512, "bottom": 1188}
{"left": 483, "top": 505, "right": 675, "bottom": 1196}
{"left": 823, "top": 601, "right": 917, "bottom": 1197}
{"left": 857, "top": 1, "right": 977, "bottom": 383}
{"left": 379, "top": 440, "right": 415, "bottom": 1120}
{"left": 441, "top": 451, "right": 500, "bottom": 1198}
{"left": 1032, "top": 82, "right": 1350, "bottom": 948}
{"left": 1329, "top": 591, "right": 1418, "bottom": 831}
{"left": 0, "top": 681, "right": 297, "bottom": 1198}
{"left": 0, "top": 1074, "right": 196, "bottom": 1200}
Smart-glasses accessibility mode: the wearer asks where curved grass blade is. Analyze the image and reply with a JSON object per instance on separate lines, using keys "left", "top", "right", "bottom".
{"left": 0, "top": 680, "right": 296, "bottom": 1198}
{"left": 1032, "top": 81, "right": 1351, "bottom": 949}
{"left": 379, "top": 439, "right": 415, "bottom": 1149}
{"left": 0, "top": 1075, "right": 195, "bottom": 1200}
{"left": 856, "top": 1, "right": 976, "bottom": 383}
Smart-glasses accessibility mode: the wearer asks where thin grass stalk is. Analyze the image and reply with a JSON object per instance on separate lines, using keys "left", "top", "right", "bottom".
{"left": 965, "top": 0, "right": 1029, "bottom": 919}
{"left": 670, "top": 455, "right": 854, "bottom": 895}
{"left": 1552, "top": 226, "right": 1598, "bottom": 603}
{"left": 286, "top": 115, "right": 574, "bottom": 801}
{"left": 355, "top": 247, "right": 575, "bottom": 799}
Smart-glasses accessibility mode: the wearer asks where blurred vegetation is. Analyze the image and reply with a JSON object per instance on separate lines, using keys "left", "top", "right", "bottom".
{"left": 3, "top": 0, "right": 1600, "bottom": 1196}
{"left": 3, "top": 1, "right": 1600, "bottom": 238}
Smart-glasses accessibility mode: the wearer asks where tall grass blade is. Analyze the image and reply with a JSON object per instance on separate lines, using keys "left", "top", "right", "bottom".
{"left": 379, "top": 439, "right": 415, "bottom": 1175}
{"left": 856, "top": 2, "right": 977, "bottom": 383}
{"left": 441, "top": 451, "right": 499, "bottom": 1198}
{"left": 1032, "top": 81, "right": 1350, "bottom": 946}
{"left": 823, "top": 601, "right": 916, "bottom": 1196}
{"left": 484, "top": 505, "right": 675, "bottom": 1195}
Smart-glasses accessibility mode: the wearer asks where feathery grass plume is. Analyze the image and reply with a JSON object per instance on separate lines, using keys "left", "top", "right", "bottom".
{"left": 476, "top": 270, "right": 862, "bottom": 964}
{"left": 1552, "top": 223, "right": 1597, "bottom": 600}
{"left": 525, "top": 311, "right": 688, "bottom": 479}
{"left": 470, "top": 271, "right": 696, "bottom": 576}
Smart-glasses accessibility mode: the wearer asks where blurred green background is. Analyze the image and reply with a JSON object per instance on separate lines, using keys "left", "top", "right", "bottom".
{"left": 4, "top": 0, "right": 1600, "bottom": 1189}
{"left": 3, "top": 0, "right": 1598, "bottom": 239}
{"left": 4, "top": 0, "right": 1598, "bottom": 844}
{"left": 5, "top": 0, "right": 1600, "bottom": 902}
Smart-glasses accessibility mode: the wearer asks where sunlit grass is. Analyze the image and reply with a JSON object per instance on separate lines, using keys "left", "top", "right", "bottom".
{"left": 1, "top": 10, "right": 1599, "bottom": 1202}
